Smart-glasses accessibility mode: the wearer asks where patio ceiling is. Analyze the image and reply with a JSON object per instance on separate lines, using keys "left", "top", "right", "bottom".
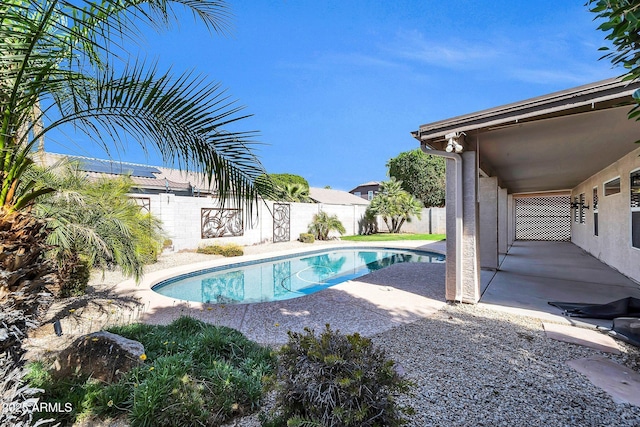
{"left": 413, "top": 78, "right": 640, "bottom": 194}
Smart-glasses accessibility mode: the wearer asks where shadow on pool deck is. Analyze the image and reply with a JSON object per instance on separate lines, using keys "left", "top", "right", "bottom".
{"left": 115, "top": 240, "right": 447, "bottom": 345}
{"left": 139, "top": 261, "right": 447, "bottom": 345}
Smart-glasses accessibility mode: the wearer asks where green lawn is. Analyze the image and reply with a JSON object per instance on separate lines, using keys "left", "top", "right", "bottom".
{"left": 341, "top": 233, "right": 445, "bottom": 242}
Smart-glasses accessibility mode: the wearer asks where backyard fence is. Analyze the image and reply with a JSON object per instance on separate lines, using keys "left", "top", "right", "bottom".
{"left": 133, "top": 193, "right": 446, "bottom": 250}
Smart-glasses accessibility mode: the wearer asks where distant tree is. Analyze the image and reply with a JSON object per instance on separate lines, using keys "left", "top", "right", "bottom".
{"left": 308, "top": 212, "right": 346, "bottom": 240}
{"left": 367, "top": 178, "right": 423, "bottom": 233}
{"left": 271, "top": 174, "right": 309, "bottom": 188}
{"left": 386, "top": 149, "right": 445, "bottom": 208}
{"left": 324, "top": 185, "right": 332, "bottom": 189}
{"left": 255, "top": 173, "right": 310, "bottom": 201}
{"left": 283, "top": 183, "right": 312, "bottom": 203}
{"left": 589, "top": 0, "right": 640, "bottom": 119}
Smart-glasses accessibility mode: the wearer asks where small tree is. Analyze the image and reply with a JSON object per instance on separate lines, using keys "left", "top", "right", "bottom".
{"left": 387, "top": 149, "right": 445, "bottom": 207}
{"left": 367, "top": 178, "right": 423, "bottom": 233}
{"left": 308, "top": 212, "right": 346, "bottom": 240}
{"left": 28, "top": 161, "right": 164, "bottom": 289}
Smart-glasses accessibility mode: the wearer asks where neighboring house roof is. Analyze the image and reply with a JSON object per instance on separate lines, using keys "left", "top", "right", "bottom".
{"left": 309, "top": 187, "right": 370, "bottom": 205}
{"left": 41, "top": 152, "right": 215, "bottom": 194}
{"left": 349, "top": 181, "right": 381, "bottom": 192}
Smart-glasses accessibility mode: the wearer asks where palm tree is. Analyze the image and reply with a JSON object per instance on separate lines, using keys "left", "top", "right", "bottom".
{"left": 1, "top": 0, "right": 268, "bottom": 294}
{"left": 308, "top": 211, "right": 346, "bottom": 240}
{"left": 28, "top": 161, "right": 164, "bottom": 292}
{"left": 367, "top": 178, "right": 423, "bottom": 233}
{"left": 0, "top": 2, "right": 266, "bottom": 421}
{"left": 2, "top": 0, "right": 265, "bottom": 213}
{"left": 284, "top": 183, "right": 312, "bottom": 203}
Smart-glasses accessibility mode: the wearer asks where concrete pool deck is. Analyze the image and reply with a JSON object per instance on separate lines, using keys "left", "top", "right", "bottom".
{"left": 117, "top": 240, "right": 448, "bottom": 344}
{"left": 116, "top": 239, "right": 640, "bottom": 345}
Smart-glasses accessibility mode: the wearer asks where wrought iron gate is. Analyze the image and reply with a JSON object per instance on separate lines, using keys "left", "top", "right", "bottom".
{"left": 515, "top": 195, "right": 570, "bottom": 241}
{"left": 272, "top": 203, "right": 290, "bottom": 243}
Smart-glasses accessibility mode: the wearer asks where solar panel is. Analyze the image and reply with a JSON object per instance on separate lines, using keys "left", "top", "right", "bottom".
{"left": 76, "top": 158, "right": 160, "bottom": 178}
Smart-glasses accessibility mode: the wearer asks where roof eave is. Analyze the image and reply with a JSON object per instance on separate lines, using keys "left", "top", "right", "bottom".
{"left": 412, "top": 77, "right": 640, "bottom": 145}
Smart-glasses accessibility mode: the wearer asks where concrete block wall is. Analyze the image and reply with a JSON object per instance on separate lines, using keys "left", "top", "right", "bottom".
{"left": 570, "top": 145, "right": 640, "bottom": 281}
{"left": 141, "top": 195, "right": 446, "bottom": 251}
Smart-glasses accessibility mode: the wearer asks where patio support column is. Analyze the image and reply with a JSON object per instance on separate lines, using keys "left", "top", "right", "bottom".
{"left": 479, "top": 176, "right": 499, "bottom": 270}
{"left": 445, "top": 151, "right": 481, "bottom": 303}
{"left": 498, "top": 187, "right": 508, "bottom": 256}
{"left": 507, "top": 194, "right": 515, "bottom": 246}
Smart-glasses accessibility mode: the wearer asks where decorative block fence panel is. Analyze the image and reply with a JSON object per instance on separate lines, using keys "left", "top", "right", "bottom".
{"left": 515, "top": 195, "right": 571, "bottom": 241}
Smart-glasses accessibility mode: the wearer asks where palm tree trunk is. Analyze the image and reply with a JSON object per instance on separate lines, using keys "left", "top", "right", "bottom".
{"left": 0, "top": 206, "right": 55, "bottom": 351}
{"left": 0, "top": 208, "right": 55, "bottom": 426}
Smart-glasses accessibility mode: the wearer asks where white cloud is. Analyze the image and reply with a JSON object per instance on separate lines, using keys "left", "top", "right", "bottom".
{"left": 387, "top": 29, "right": 502, "bottom": 69}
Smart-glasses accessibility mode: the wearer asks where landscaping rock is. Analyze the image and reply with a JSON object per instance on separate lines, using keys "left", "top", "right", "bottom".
{"left": 53, "top": 331, "right": 144, "bottom": 383}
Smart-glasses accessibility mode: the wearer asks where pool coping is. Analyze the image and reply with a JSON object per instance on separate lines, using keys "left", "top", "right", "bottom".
{"left": 151, "top": 244, "right": 445, "bottom": 299}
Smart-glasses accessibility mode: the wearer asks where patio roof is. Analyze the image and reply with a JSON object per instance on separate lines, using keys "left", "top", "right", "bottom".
{"left": 412, "top": 77, "right": 640, "bottom": 194}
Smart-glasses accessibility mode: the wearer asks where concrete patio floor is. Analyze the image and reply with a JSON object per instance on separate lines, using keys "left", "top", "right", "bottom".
{"left": 480, "top": 240, "right": 640, "bottom": 328}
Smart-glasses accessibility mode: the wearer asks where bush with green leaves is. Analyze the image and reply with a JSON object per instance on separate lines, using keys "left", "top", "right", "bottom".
{"left": 298, "top": 233, "right": 315, "bottom": 243}
{"left": 29, "top": 162, "right": 165, "bottom": 283}
{"left": 264, "top": 325, "right": 414, "bottom": 427}
{"left": 308, "top": 212, "right": 346, "bottom": 240}
{"left": 26, "top": 317, "right": 276, "bottom": 426}
{"left": 197, "top": 243, "right": 244, "bottom": 257}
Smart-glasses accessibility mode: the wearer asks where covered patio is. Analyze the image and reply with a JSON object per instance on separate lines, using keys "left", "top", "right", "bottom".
{"left": 412, "top": 77, "right": 640, "bottom": 304}
{"left": 479, "top": 240, "right": 640, "bottom": 328}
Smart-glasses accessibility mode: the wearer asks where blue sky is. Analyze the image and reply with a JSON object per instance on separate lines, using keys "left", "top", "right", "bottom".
{"left": 47, "top": 0, "right": 619, "bottom": 191}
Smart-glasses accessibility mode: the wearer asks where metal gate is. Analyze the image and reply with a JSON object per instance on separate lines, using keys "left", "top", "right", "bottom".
{"left": 515, "top": 195, "right": 570, "bottom": 241}
{"left": 272, "top": 203, "right": 290, "bottom": 243}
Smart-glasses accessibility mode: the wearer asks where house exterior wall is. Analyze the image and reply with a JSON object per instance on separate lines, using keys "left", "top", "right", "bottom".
{"left": 571, "top": 145, "right": 640, "bottom": 281}
{"left": 350, "top": 184, "right": 380, "bottom": 200}
{"left": 140, "top": 195, "right": 446, "bottom": 251}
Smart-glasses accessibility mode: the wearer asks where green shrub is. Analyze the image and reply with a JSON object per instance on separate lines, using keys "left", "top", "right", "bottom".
{"left": 264, "top": 325, "right": 413, "bottom": 427}
{"left": 298, "top": 233, "right": 315, "bottom": 243}
{"left": 27, "top": 317, "right": 276, "bottom": 426}
{"left": 307, "top": 211, "right": 346, "bottom": 240}
{"left": 196, "top": 243, "right": 244, "bottom": 257}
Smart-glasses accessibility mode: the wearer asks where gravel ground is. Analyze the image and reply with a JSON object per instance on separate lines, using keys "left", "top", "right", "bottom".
{"left": 223, "top": 303, "right": 640, "bottom": 427}
{"left": 25, "top": 246, "right": 640, "bottom": 426}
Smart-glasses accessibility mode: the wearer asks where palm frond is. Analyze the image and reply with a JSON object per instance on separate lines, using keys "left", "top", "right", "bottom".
{"left": 44, "top": 62, "right": 266, "bottom": 212}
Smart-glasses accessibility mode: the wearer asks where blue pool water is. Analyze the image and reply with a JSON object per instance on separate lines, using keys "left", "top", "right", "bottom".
{"left": 153, "top": 247, "right": 445, "bottom": 304}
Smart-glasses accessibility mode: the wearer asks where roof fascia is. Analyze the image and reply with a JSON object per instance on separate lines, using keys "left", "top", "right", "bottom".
{"left": 413, "top": 78, "right": 640, "bottom": 143}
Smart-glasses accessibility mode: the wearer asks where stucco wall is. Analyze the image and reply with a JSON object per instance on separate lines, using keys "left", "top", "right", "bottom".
{"left": 479, "top": 177, "right": 499, "bottom": 269}
{"left": 571, "top": 145, "right": 640, "bottom": 281}
{"left": 140, "top": 195, "right": 446, "bottom": 251}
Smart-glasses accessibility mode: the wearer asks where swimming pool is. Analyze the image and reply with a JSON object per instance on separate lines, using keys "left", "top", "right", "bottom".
{"left": 153, "top": 247, "right": 445, "bottom": 304}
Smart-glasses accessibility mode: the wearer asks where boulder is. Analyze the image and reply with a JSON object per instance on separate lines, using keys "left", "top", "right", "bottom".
{"left": 52, "top": 331, "right": 145, "bottom": 383}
